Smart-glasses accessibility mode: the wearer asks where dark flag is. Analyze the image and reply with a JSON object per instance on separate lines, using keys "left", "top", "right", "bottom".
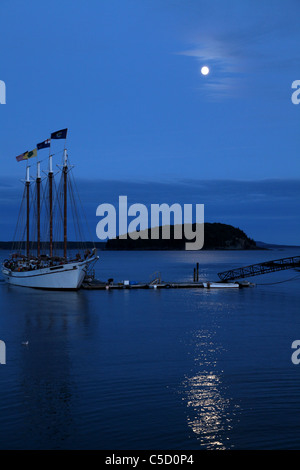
{"left": 51, "top": 128, "right": 68, "bottom": 140}
{"left": 37, "top": 138, "right": 51, "bottom": 150}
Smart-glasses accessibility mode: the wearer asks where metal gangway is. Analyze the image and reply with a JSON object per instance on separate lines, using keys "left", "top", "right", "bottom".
{"left": 218, "top": 255, "right": 300, "bottom": 281}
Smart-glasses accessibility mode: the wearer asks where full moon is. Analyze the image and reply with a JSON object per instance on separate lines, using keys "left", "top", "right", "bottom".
{"left": 201, "top": 66, "right": 210, "bottom": 76}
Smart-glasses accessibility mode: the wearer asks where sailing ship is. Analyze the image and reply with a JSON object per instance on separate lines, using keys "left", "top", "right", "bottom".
{"left": 2, "top": 129, "right": 98, "bottom": 290}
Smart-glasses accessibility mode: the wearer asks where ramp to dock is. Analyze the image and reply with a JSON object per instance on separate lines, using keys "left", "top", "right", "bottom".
{"left": 218, "top": 255, "right": 300, "bottom": 281}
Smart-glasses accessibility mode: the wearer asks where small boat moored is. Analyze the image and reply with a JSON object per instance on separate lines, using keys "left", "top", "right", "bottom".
{"left": 203, "top": 282, "right": 239, "bottom": 288}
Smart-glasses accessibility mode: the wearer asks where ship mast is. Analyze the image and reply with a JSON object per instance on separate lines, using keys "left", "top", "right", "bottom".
{"left": 48, "top": 154, "right": 53, "bottom": 258}
{"left": 26, "top": 165, "right": 30, "bottom": 259}
{"left": 63, "top": 148, "right": 68, "bottom": 260}
{"left": 36, "top": 161, "right": 41, "bottom": 258}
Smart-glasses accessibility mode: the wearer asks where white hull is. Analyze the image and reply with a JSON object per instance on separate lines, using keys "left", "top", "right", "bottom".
{"left": 2, "top": 257, "right": 97, "bottom": 290}
{"left": 203, "top": 282, "right": 239, "bottom": 288}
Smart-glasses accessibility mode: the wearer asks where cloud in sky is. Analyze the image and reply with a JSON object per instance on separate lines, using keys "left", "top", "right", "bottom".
{"left": 1, "top": 0, "right": 300, "bottom": 183}
{"left": 0, "top": 177, "right": 299, "bottom": 245}
{"left": 176, "top": 0, "right": 300, "bottom": 100}
{"left": 178, "top": 35, "right": 240, "bottom": 99}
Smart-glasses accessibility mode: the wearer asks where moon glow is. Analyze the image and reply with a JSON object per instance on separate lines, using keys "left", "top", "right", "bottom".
{"left": 201, "top": 66, "right": 210, "bottom": 75}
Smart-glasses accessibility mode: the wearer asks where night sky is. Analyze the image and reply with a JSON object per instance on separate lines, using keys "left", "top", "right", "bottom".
{"left": 0, "top": 0, "right": 300, "bottom": 244}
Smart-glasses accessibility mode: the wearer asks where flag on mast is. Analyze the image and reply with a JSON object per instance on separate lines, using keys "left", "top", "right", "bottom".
{"left": 51, "top": 128, "right": 68, "bottom": 140}
{"left": 16, "top": 148, "right": 37, "bottom": 162}
{"left": 37, "top": 138, "right": 51, "bottom": 150}
{"left": 27, "top": 148, "right": 37, "bottom": 159}
{"left": 16, "top": 151, "right": 28, "bottom": 162}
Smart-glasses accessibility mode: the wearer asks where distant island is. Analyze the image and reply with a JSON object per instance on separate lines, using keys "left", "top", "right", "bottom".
{"left": 1, "top": 223, "right": 297, "bottom": 252}
{"left": 105, "top": 223, "right": 257, "bottom": 250}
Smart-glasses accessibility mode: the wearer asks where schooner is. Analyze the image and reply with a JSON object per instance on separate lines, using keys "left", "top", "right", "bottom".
{"left": 2, "top": 128, "right": 98, "bottom": 290}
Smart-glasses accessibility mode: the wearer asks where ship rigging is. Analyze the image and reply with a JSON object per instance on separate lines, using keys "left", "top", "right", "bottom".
{"left": 2, "top": 129, "right": 98, "bottom": 290}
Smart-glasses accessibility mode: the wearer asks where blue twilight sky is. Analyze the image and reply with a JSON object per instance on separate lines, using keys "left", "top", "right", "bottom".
{"left": 0, "top": 0, "right": 300, "bottom": 244}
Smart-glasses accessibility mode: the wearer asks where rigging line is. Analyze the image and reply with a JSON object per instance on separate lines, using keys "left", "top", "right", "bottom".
{"left": 52, "top": 174, "right": 63, "bottom": 254}
{"left": 68, "top": 178, "right": 78, "bottom": 244}
{"left": 12, "top": 184, "right": 26, "bottom": 246}
{"left": 69, "top": 177, "right": 84, "bottom": 252}
{"left": 14, "top": 184, "right": 35, "bottom": 256}
{"left": 40, "top": 176, "right": 49, "bottom": 250}
{"left": 23, "top": 150, "right": 62, "bottom": 171}
{"left": 40, "top": 178, "right": 50, "bottom": 253}
{"left": 13, "top": 212, "right": 25, "bottom": 254}
{"left": 29, "top": 184, "right": 38, "bottom": 252}
{"left": 68, "top": 176, "right": 86, "bottom": 250}
{"left": 51, "top": 176, "right": 60, "bottom": 254}
{"left": 69, "top": 169, "right": 95, "bottom": 248}
{"left": 29, "top": 204, "right": 36, "bottom": 251}
{"left": 69, "top": 181, "right": 80, "bottom": 243}
{"left": 71, "top": 178, "right": 87, "bottom": 252}
{"left": 14, "top": 195, "right": 26, "bottom": 251}
{"left": 53, "top": 173, "right": 64, "bottom": 254}
{"left": 256, "top": 273, "right": 300, "bottom": 285}
{"left": 44, "top": 149, "right": 64, "bottom": 160}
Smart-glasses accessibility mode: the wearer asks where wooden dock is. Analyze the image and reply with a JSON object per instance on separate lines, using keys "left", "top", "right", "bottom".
{"left": 81, "top": 255, "right": 300, "bottom": 291}
{"left": 81, "top": 279, "right": 254, "bottom": 290}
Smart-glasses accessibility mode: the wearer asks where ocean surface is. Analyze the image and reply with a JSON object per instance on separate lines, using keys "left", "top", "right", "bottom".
{"left": 0, "top": 248, "right": 300, "bottom": 450}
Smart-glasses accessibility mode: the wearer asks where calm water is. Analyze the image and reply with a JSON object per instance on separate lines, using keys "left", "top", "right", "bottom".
{"left": 0, "top": 248, "right": 300, "bottom": 450}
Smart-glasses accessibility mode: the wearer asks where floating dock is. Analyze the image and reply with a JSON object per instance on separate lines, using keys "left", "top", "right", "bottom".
{"left": 81, "top": 279, "right": 254, "bottom": 290}
{"left": 81, "top": 263, "right": 255, "bottom": 290}
{"left": 81, "top": 255, "right": 300, "bottom": 290}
